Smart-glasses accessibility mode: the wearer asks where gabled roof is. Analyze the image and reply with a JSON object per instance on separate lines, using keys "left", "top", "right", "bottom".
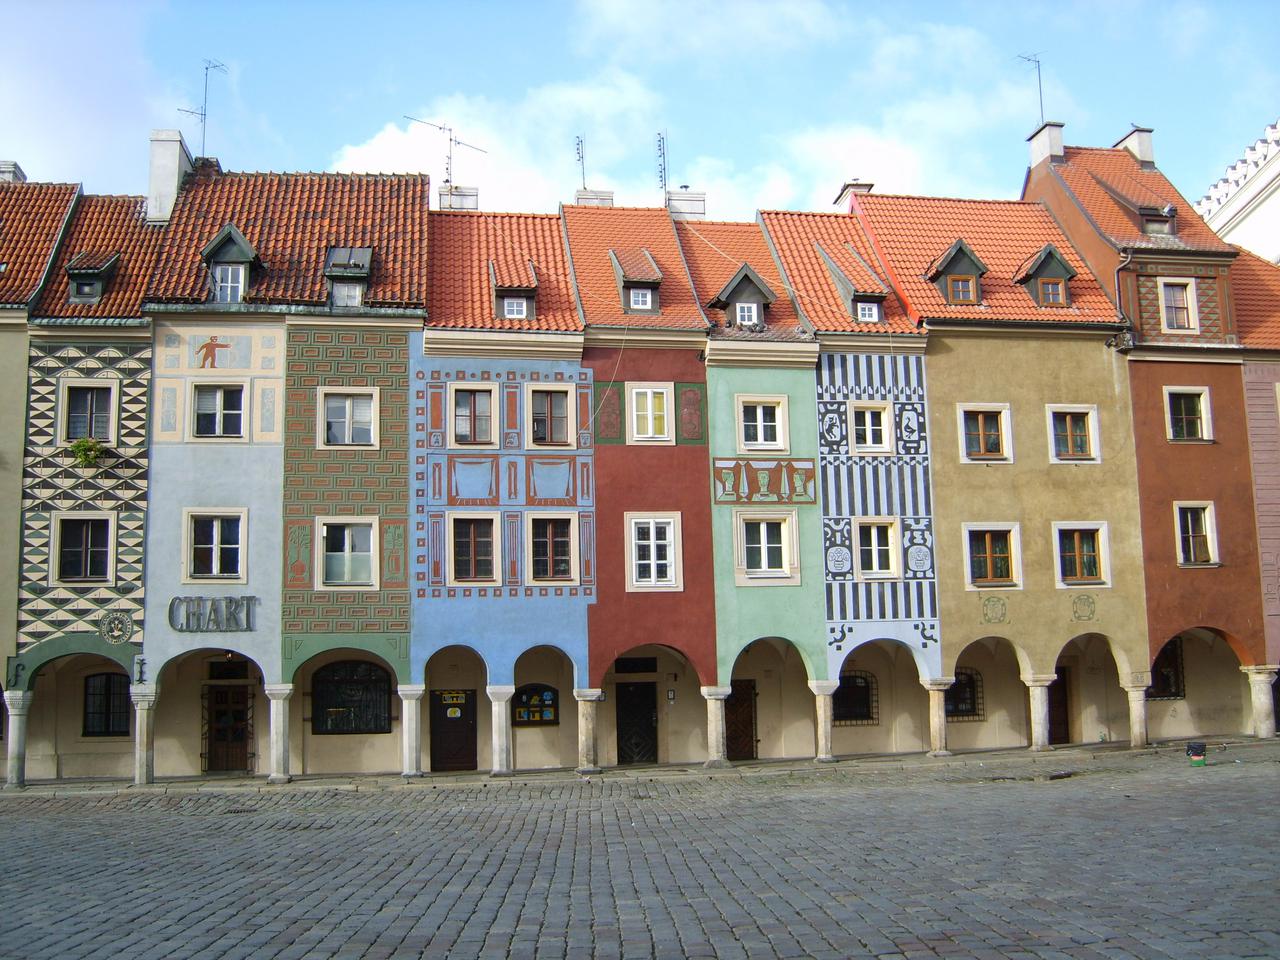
{"left": 758, "top": 210, "right": 916, "bottom": 335}
{"left": 1229, "top": 245, "right": 1280, "bottom": 349}
{"left": 427, "top": 211, "right": 579, "bottom": 332}
{"left": 855, "top": 194, "right": 1118, "bottom": 326}
{"left": 924, "top": 237, "right": 989, "bottom": 281}
{"left": 147, "top": 162, "right": 429, "bottom": 308}
{"left": 33, "top": 195, "right": 163, "bottom": 320}
{"left": 561, "top": 205, "right": 706, "bottom": 330}
{"left": 200, "top": 221, "right": 259, "bottom": 264}
{"left": 0, "top": 181, "right": 79, "bottom": 308}
{"left": 1013, "top": 243, "right": 1077, "bottom": 284}
{"left": 1050, "top": 147, "right": 1234, "bottom": 254}
{"left": 674, "top": 219, "right": 807, "bottom": 341}
{"left": 708, "top": 262, "right": 776, "bottom": 309}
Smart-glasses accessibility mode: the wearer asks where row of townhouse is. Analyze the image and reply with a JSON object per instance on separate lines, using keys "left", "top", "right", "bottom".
{"left": 2, "top": 122, "right": 1278, "bottom": 786}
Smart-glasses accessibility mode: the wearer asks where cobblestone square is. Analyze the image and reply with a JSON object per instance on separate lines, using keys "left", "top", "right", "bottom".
{"left": 1, "top": 747, "right": 1277, "bottom": 959}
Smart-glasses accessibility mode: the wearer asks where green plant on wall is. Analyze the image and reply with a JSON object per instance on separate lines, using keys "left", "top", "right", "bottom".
{"left": 67, "top": 436, "right": 106, "bottom": 468}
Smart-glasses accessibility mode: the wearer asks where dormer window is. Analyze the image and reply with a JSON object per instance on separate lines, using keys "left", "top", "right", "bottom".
{"left": 947, "top": 276, "right": 977, "bottom": 304}
{"left": 1014, "top": 244, "right": 1076, "bottom": 309}
{"left": 1038, "top": 279, "right": 1065, "bottom": 306}
{"left": 927, "top": 238, "right": 988, "bottom": 307}
{"left": 214, "top": 263, "right": 245, "bottom": 304}
{"left": 325, "top": 245, "right": 373, "bottom": 311}
{"left": 610, "top": 248, "right": 663, "bottom": 315}
{"left": 736, "top": 303, "right": 758, "bottom": 326}
{"left": 65, "top": 251, "right": 119, "bottom": 306}
{"left": 504, "top": 296, "right": 528, "bottom": 319}
{"left": 856, "top": 301, "right": 881, "bottom": 323}
{"left": 1143, "top": 217, "right": 1173, "bottom": 236}
{"left": 630, "top": 288, "right": 652, "bottom": 310}
{"left": 202, "top": 224, "right": 259, "bottom": 306}
{"left": 332, "top": 281, "right": 364, "bottom": 308}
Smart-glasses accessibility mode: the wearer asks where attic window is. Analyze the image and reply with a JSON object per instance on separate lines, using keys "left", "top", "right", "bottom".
{"left": 70, "top": 279, "right": 102, "bottom": 304}
{"left": 504, "top": 297, "right": 528, "bottom": 319}
{"left": 332, "top": 281, "right": 364, "bottom": 308}
{"left": 947, "top": 276, "right": 977, "bottom": 304}
{"left": 1143, "top": 217, "right": 1173, "bottom": 236}
{"left": 630, "top": 288, "right": 652, "bottom": 310}
{"left": 736, "top": 303, "right": 758, "bottom": 327}
{"left": 856, "top": 302, "right": 880, "bottom": 323}
{"left": 214, "top": 263, "right": 244, "bottom": 304}
{"left": 1038, "top": 279, "right": 1065, "bottom": 307}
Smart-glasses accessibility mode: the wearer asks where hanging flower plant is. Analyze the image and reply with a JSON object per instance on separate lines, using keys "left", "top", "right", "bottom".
{"left": 67, "top": 435, "right": 106, "bottom": 468}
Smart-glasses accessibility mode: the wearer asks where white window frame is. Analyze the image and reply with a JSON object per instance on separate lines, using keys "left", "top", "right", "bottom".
{"left": 733, "top": 508, "right": 800, "bottom": 587}
{"left": 1050, "top": 521, "right": 1110, "bottom": 589}
{"left": 624, "top": 512, "right": 683, "bottom": 592}
{"left": 629, "top": 287, "right": 652, "bottom": 310}
{"left": 181, "top": 508, "right": 249, "bottom": 585}
{"left": 856, "top": 301, "right": 881, "bottom": 323}
{"left": 1045, "top": 404, "right": 1100, "bottom": 464}
{"left": 447, "top": 381, "right": 500, "bottom": 450}
{"left": 49, "top": 510, "right": 116, "bottom": 587}
{"left": 736, "top": 302, "right": 759, "bottom": 326}
{"left": 56, "top": 376, "right": 119, "bottom": 447}
{"left": 213, "top": 262, "right": 245, "bottom": 304}
{"left": 188, "top": 381, "right": 249, "bottom": 442}
{"left": 735, "top": 394, "right": 789, "bottom": 455}
{"left": 446, "top": 511, "right": 502, "bottom": 586}
{"left": 314, "top": 517, "right": 380, "bottom": 591}
{"left": 961, "top": 522, "right": 1022, "bottom": 591}
{"left": 854, "top": 517, "right": 899, "bottom": 580}
{"left": 503, "top": 296, "right": 528, "bottom": 320}
{"left": 525, "top": 512, "right": 580, "bottom": 586}
{"left": 626, "top": 382, "right": 674, "bottom": 445}
{"left": 848, "top": 400, "right": 894, "bottom": 455}
{"left": 1162, "top": 386, "right": 1213, "bottom": 442}
{"left": 332, "top": 281, "right": 364, "bottom": 308}
{"left": 523, "top": 382, "right": 577, "bottom": 450}
{"left": 956, "top": 403, "right": 1013, "bottom": 463}
{"left": 1173, "top": 501, "right": 1219, "bottom": 567}
{"left": 316, "top": 386, "right": 380, "bottom": 450}
{"left": 1157, "top": 277, "right": 1199, "bottom": 334}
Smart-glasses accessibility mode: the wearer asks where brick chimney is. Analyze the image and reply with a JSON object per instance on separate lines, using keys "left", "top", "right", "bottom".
{"left": 147, "top": 129, "right": 193, "bottom": 223}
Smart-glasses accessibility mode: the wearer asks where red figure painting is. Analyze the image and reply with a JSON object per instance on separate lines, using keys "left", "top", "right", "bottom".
{"left": 196, "top": 335, "right": 231, "bottom": 369}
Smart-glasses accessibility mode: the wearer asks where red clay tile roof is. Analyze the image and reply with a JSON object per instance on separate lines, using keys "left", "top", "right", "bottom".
{"left": 34, "top": 195, "right": 164, "bottom": 319}
{"left": 759, "top": 210, "right": 917, "bottom": 336}
{"left": 1231, "top": 246, "right": 1280, "bottom": 349}
{"left": 0, "top": 182, "right": 79, "bottom": 308}
{"left": 854, "top": 194, "right": 1120, "bottom": 326}
{"left": 675, "top": 219, "right": 809, "bottom": 341}
{"left": 427, "top": 211, "right": 581, "bottom": 332}
{"left": 1052, "top": 147, "right": 1234, "bottom": 254}
{"left": 147, "top": 165, "right": 429, "bottom": 308}
{"left": 561, "top": 206, "right": 707, "bottom": 330}
{"left": 611, "top": 248, "right": 662, "bottom": 282}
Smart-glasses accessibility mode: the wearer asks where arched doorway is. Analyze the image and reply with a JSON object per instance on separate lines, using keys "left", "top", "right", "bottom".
{"left": 292, "top": 648, "right": 400, "bottom": 775}
{"left": 24, "top": 653, "right": 133, "bottom": 781}
{"left": 830, "top": 640, "right": 929, "bottom": 756}
{"left": 945, "top": 637, "right": 1030, "bottom": 751}
{"left": 511, "top": 646, "right": 577, "bottom": 771}
{"left": 601, "top": 644, "right": 705, "bottom": 767}
{"left": 424, "top": 645, "right": 489, "bottom": 773}
{"left": 153, "top": 648, "right": 268, "bottom": 777}
{"left": 1051, "top": 634, "right": 1127, "bottom": 746}
{"left": 1148, "top": 629, "right": 1250, "bottom": 739}
{"left": 728, "top": 638, "right": 813, "bottom": 761}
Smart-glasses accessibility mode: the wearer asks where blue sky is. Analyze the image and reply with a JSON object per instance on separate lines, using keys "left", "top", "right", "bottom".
{"left": 4, "top": 0, "right": 1278, "bottom": 218}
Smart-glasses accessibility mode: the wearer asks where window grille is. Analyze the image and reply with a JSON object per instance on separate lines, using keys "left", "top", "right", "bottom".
{"left": 945, "top": 667, "right": 985, "bottom": 721}
{"left": 833, "top": 670, "right": 878, "bottom": 726}
{"left": 311, "top": 661, "right": 392, "bottom": 734}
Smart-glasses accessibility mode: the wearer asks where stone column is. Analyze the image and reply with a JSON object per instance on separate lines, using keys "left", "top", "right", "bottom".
{"left": 1024, "top": 674, "right": 1056, "bottom": 751}
{"left": 3, "top": 690, "right": 34, "bottom": 789}
{"left": 701, "top": 685, "right": 732, "bottom": 769}
{"left": 130, "top": 684, "right": 158, "bottom": 786}
{"left": 808, "top": 680, "right": 838, "bottom": 763}
{"left": 1122, "top": 684, "right": 1150, "bottom": 748}
{"left": 573, "top": 688, "right": 604, "bottom": 774}
{"left": 264, "top": 684, "right": 293, "bottom": 784}
{"left": 487, "top": 684, "right": 515, "bottom": 776}
{"left": 1242, "top": 666, "right": 1279, "bottom": 739}
{"left": 922, "top": 678, "right": 954, "bottom": 757}
{"left": 398, "top": 684, "right": 426, "bottom": 778}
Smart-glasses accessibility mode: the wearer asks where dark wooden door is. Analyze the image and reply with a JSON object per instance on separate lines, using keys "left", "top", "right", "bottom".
{"left": 616, "top": 682, "right": 657, "bottom": 764}
{"left": 725, "top": 679, "right": 757, "bottom": 761}
{"left": 1048, "top": 668, "right": 1071, "bottom": 745}
{"left": 430, "top": 689, "right": 477, "bottom": 772}
{"left": 208, "top": 685, "right": 250, "bottom": 772}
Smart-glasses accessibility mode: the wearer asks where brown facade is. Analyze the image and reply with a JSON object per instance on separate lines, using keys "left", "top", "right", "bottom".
{"left": 1242, "top": 360, "right": 1280, "bottom": 664}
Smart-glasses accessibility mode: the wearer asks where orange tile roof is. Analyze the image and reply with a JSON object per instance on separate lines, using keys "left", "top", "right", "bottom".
{"left": 674, "top": 219, "right": 809, "bottom": 341}
{"left": 854, "top": 194, "right": 1120, "bottom": 326}
{"left": 760, "top": 210, "right": 918, "bottom": 336}
{"left": 147, "top": 163, "right": 429, "bottom": 308}
{"left": 611, "top": 248, "right": 662, "bottom": 282}
{"left": 34, "top": 195, "right": 164, "bottom": 319}
{"left": 1230, "top": 246, "right": 1280, "bottom": 349}
{"left": 427, "top": 211, "right": 581, "bottom": 332}
{"left": 561, "top": 205, "right": 707, "bottom": 330}
{"left": 0, "top": 182, "right": 79, "bottom": 308}
{"left": 1052, "top": 147, "right": 1234, "bottom": 254}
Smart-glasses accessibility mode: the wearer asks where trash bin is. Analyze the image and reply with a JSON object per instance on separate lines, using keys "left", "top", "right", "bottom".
{"left": 1186, "top": 741, "right": 1206, "bottom": 767}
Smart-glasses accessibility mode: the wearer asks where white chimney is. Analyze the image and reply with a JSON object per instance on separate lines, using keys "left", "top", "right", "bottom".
{"left": 438, "top": 185, "right": 479, "bottom": 210}
{"left": 666, "top": 187, "right": 705, "bottom": 220}
{"left": 1027, "top": 121, "right": 1065, "bottom": 167}
{"left": 833, "top": 179, "right": 874, "bottom": 210}
{"left": 1114, "top": 127, "right": 1155, "bottom": 166}
{"left": 147, "top": 129, "right": 193, "bottom": 223}
{"left": 574, "top": 189, "right": 614, "bottom": 206}
{"left": 0, "top": 161, "right": 27, "bottom": 184}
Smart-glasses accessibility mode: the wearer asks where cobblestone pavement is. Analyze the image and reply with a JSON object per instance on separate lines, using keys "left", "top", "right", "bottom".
{"left": 1, "top": 744, "right": 1278, "bottom": 959}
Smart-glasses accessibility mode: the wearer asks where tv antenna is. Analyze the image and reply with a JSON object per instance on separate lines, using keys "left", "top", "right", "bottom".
{"left": 1017, "top": 53, "right": 1045, "bottom": 126}
{"left": 404, "top": 115, "right": 487, "bottom": 204}
{"left": 656, "top": 131, "right": 669, "bottom": 193}
{"left": 575, "top": 136, "right": 587, "bottom": 190}
{"left": 178, "top": 59, "right": 228, "bottom": 156}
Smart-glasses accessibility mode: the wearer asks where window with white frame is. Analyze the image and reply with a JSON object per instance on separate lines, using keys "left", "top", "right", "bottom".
{"left": 627, "top": 383, "right": 673, "bottom": 443}
{"left": 213, "top": 263, "right": 245, "bottom": 304}
{"left": 527, "top": 515, "right": 577, "bottom": 583}
{"left": 193, "top": 384, "right": 245, "bottom": 438}
{"left": 59, "top": 379, "right": 116, "bottom": 445}
{"left": 855, "top": 520, "right": 898, "bottom": 579}
{"left": 503, "top": 297, "right": 528, "bottom": 319}
{"left": 332, "top": 281, "right": 364, "bottom": 308}
{"left": 629, "top": 288, "right": 652, "bottom": 310}
{"left": 1052, "top": 522, "right": 1109, "bottom": 587}
{"left": 736, "top": 303, "right": 758, "bottom": 327}
{"left": 856, "top": 301, "right": 881, "bottom": 323}
{"left": 1157, "top": 278, "right": 1198, "bottom": 333}
{"left": 962, "top": 523, "right": 1021, "bottom": 589}
{"left": 625, "top": 513, "right": 683, "bottom": 591}
{"left": 957, "top": 404, "right": 1012, "bottom": 462}
{"left": 318, "top": 519, "right": 377, "bottom": 588}
{"left": 1175, "top": 502, "right": 1217, "bottom": 566}
{"left": 318, "top": 388, "right": 378, "bottom": 447}
{"left": 184, "top": 510, "right": 246, "bottom": 582}
{"left": 449, "top": 514, "right": 499, "bottom": 584}
{"left": 526, "top": 385, "right": 574, "bottom": 448}
{"left": 733, "top": 509, "right": 799, "bottom": 586}
{"left": 849, "top": 401, "right": 893, "bottom": 454}
{"left": 1164, "top": 387, "right": 1212, "bottom": 441}
{"left": 737, "top": 395, "right": 788, "bottom": 454}
{"left": 51, "top": 512, "right": 114, "bottom": 585}
{"left": 450, "top": 384, "right": 496, "bottom": 447}
{"left": 1046, "top": 405, "right": 1099, "bottom": 462}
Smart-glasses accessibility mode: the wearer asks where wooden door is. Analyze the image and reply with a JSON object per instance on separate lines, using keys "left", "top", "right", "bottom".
{"left": 725, "top": 679, "right": 757, "bottom": 761}
{"left": 208, "top": 685, "right": 250, "bottom": 772}
{"left": 1048, "top": 667, "right": 1071, "bottom": 745}
{"left": 430, "top": 689, "right": 477, "bottom": 772}
{"left": 615, "top": 682, "right": 657, "bottom": 764}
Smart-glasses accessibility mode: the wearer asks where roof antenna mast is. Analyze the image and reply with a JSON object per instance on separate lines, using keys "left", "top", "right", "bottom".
{"left": 178, "top": 59, "right": 228, "bottom": 157}
{"left": 1017, "top": 53, "right": 1045, "bottom": 126}
{"left": 656, "top": 131, "right": 669, "bottom": 195}
{"left": 404, "top": 115, "right": 487, "bottom": 207}
{"left": 575, "top": 136, "right": 587, "bottom": 190}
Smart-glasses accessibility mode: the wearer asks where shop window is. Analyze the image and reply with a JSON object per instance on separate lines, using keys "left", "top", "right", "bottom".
{"left": 311, "top": 661, "right": 392, "bottom": 734}
{"left": 512, "top": 683, "right": 559, "bottom": 726}
{"left": 83, "top": 673, "right": 130, "bottom": 737}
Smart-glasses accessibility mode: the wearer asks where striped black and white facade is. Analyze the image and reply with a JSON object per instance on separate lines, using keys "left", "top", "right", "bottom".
{"left": 816, "top": 350, "right": 941, "bottom": 680}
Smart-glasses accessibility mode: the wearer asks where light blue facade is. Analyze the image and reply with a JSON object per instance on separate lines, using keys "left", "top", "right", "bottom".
{"left": 410, "top": 337, "right": 595, "bottom": 686}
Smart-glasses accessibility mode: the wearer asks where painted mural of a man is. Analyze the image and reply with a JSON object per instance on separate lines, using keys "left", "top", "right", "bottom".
{"left": 196, "top": 335, "right": 231, "bottom": 369}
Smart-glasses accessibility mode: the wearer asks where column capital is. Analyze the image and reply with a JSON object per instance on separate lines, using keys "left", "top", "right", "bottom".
{"left": 2, "top": 690, "right": 34, "bottom": 712}
{"left": 700, "top": 685, "right": 732, "bottom": 700}
{"left": 486, "top": 684, "right": 516, "bottom": 703}
{"left": 1242, "top": 665, "right": 1280, "bottom": 681}
{"left": 1121, "top": 683, "right": 1150, "bottom": 696}
{"left": 922, "top": 677, "right": 956, "bottom": 692}
{"left": 264, "top": 683, "right": 294, "bottom": 701}
{"left": 807, "top": 680, "right": 839, "bottom": 696}
{"left": 1021, "top": 674, "right": 1058, "bottom": 688}
{"left": 398, "top": 684, "right": 427, "bottom": 700}
{"left": 573, "top": 687, "right": 604, "bottom": 702}
{"left": 129, "top": 684, "right": 158, "bottom": 706}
